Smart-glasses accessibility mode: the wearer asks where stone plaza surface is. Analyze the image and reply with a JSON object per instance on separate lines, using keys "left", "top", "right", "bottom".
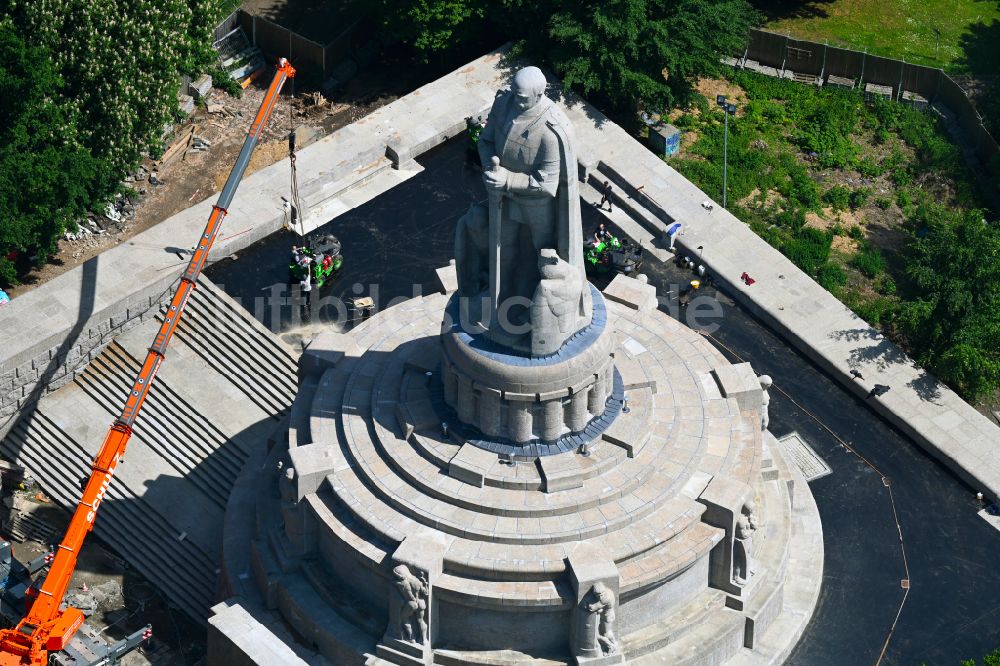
{"left": 211, "top": 271, "right": 823, "bottom": 665}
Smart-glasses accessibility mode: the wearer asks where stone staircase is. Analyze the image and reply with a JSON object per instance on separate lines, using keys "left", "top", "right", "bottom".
{"left": 1, "top": 409, "right": 218, "bottom": 620}
{"left": 75, "top": 342, "right": 243, "bottom": 510}
{"left": 241, "top": 292, "right": 759, "bottom": 662}
{"left": 166, "top": 279, "right": 299, "bottom": 417}
{"left": 0, "top": 277, "right": 299, "bottom": 623}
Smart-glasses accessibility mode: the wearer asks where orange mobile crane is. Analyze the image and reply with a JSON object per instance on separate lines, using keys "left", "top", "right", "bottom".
{"left": 0, "top": 58, "right": 296, "bottom": 666}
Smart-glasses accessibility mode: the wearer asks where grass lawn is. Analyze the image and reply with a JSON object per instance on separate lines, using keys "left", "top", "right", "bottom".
{"left": 761, "top": 0, "right": 1000, "bottom": 72}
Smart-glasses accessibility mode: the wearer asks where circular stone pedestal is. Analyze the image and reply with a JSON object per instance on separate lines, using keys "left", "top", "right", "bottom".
{"left": 441, "top": 286, "right": 616, "bottom": 448}
{"left": 217, "top": 279, "right": 824, "bottom": 666}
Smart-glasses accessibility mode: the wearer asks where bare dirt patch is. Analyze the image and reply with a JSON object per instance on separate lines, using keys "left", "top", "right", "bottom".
{"left": 832, "top": 234, "right": 860, "bottom": 253}
{"left": 740, "top": 187, "right": 783, "bottom": 210}
{"left": 694, "top": 78, "right": 748, "bottom": 115}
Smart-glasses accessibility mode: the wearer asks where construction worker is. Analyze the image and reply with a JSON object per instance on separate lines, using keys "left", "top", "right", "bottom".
{"left": 465, "top": 116, "right": 485, "bottom": 166}
{"left": 679, "top": 279, "right": 700, "bottom": 306}
{"left": 665, "top": 222, "right": 683, "bottom": 251}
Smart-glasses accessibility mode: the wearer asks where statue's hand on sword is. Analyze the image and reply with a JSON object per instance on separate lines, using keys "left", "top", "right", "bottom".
{"left": 484, "top": 155, "right": 509, "bottom": 193}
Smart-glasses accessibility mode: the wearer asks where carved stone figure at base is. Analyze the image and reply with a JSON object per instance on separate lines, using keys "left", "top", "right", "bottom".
{"left": 388, "top": 564, "right": 428, "bottom": 644}
{"left": 574, "top": 582, "right": 618, "bottom": 657}
{"left": 733, "top": 502, "right": 758, "bottom": 587}
{"left": 758, "top": 375, "right": 772, "bottom": 431}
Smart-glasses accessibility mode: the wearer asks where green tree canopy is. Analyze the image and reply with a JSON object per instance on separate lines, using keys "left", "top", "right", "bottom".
{"left": 517, "top": 0, "right": 759, "bottom": 112}
{"left": 375, "top": 0, "right": 759, "bottom": 112}
{"left": 375, "top": 0, "right": 487, "bottom": 57}
{"left": 897, "top": 206, "right": 1000, "bottom": 398}
{"left": 0, "top": 20, "right": 101, "bottom": 283}
{"left": 0, "top": 1, "right": 232, "bottom": 286}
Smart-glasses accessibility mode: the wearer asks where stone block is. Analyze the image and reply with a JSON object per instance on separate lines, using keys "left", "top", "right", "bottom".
{"left": 46, "top": 374, "right": 73, "bottom": 393}
{"left": 602, "top": 274, "right": 657, "bottom": 312}
{"left": 385, "top": 139, "right": 412, "bottom": 169}
{"left": 190, "top": 73, "right": 212, "bottom": 98}
{"left": 434, "top": 262, "right": 458, "bottom": 294}
{"left": 568, "top": 543, "right": 624, "bottom": 664}
{"left": 538, "top": 453, "right": 584, "bottom": 493}
{"left": 448, "top": 443, "right": 497, "bottom": 487}
{"left": 397, "top": 399, "right": 440, "bottom": 440}
{"left": 698, "top": 477, "right": 752, "bottom": 596}
{"left": 208, "top": 600, "right": 310, "bottom": 666}
{"left": 711, "top": 363, "right": 762, "bottom": 413}
{"left": 379, "top": 530, "right": 450, "bottom": 661}
{"left": 289, "top": 443, "right": 337, "bottom": 502}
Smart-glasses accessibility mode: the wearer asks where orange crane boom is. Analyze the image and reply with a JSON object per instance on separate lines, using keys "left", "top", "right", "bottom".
{"left": 0, "top": 58, "right": 296, "bottom": 666}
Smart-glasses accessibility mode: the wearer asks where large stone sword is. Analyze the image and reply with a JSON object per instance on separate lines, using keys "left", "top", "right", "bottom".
{"left": 488, "top": 155, "right": 502, "bottom": 328}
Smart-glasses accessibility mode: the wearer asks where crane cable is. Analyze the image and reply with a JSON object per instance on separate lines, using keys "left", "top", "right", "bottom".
{"left": 287, "top": 67, "right": 306, "bottom": 236}
{"left": 694, "top": 327, "right": 910, "bottom": 666}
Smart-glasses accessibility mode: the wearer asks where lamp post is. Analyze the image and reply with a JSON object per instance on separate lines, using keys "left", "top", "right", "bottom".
{"left": 716, "top": 95, "right": 737, "bottom": 208}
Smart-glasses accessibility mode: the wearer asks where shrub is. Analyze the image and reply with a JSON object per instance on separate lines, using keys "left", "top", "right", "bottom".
{"left": 850, "top": 244, "right": 886, "bottom": 278}
{"left": 848, "top": 225, "right": 865, "bottom": 240}
{"left": 208, "top": 65, "right": 243, "bottom": 98}
{"left": 816, "top": 262, "right": 848, "bottom": 290}
{"left": 849, "top": 187, "right": 872, "bottom": 209}
{"left": 786, "top": 168, "right": 820, "bottom": 209}
{"left": 823, "top": 185, "right": 851, "bottom": 210}
{"left": 782, "top": 227, "right": 832, "bottom": 275}
{"left": 896, "top": 189, "right": 912, "bottom": 208}
{"left": 774, "top": 207, "right": 807, "bottom": 230}
{"left": 857, "top": 156, "right": 885, "bottom": 178}
{"left": 672, "top": 113, "right": 698, "bottom": 130}
{"left": 891, "top": 165, "right": 912, "bottom": 186}
{"left": 852, "top": 295, "right": 898, "bottom": 326}
{"left": 874, "top": 197, "right": 892, "bottom": 210}
{"left": 874, "top": 274, "right": 897, "bottom": 295}
{"left": 793, "top": 92, "right": 861, "bottom": 168}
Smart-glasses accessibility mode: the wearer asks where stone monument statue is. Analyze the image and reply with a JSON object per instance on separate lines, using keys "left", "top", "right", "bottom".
{"left": 388, "top": 564, "right": 429, "bottom": 644}
{"left": 733, "top": 502, "right": 758, "bottom": 587}
{"left": 455, "top": 66, "right": 592, "bottom": 356}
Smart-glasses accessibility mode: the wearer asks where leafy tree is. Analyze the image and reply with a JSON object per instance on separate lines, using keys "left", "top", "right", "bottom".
{"left": 897, "top": 206, "right": 1000, "bottom": 399}
{"left": 375, "top": 0, "right": 759, "bottom": 112}
{"left": 0, "top": 20, "right": 101, "bottom": 283}
{"left": 375, "top": 0, "right": 488, "bottom": 60}
{"left": 0, "top": 1, "right": 230, "bottom": 285}
{"left": 512, "top": 0, "right": 759, "bottom": 112}
{"left": 963, "top": 647, "right": 1000, "bottom": 666}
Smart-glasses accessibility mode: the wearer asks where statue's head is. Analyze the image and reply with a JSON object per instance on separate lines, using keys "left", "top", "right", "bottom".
{"left": 512, "top": 66, "right": 547, "bottom": 112}
{"left": 393, "top": 564, "right": 411, "bottom": 579}
{"left": 758, "top": 374, "right": 772, "bottom": 389}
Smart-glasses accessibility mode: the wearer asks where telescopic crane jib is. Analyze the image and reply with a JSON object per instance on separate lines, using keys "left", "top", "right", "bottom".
{"left": 0, "top": 58, "right": 296, "bottom": 666}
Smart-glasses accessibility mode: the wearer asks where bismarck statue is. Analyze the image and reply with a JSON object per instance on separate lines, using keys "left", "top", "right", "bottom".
{"left": 455, "top": 66, "right": 592, "bottom": 356}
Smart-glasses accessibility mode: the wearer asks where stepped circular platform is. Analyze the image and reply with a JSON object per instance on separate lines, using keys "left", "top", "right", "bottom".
{"left": 218, "top": 277, "right": 823, "bottom": 666}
